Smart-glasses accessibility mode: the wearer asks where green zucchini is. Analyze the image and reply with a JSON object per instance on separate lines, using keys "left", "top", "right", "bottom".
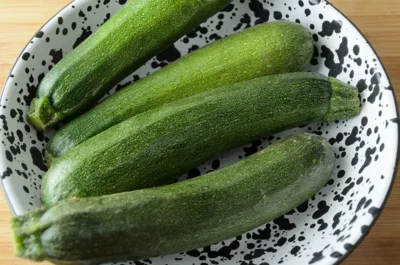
{"left": 27, "top": 0, "right": 233, "bottom": 131}
{"left": 46, "top": 21, "right": 314, "bottom": 161}
{"left": 13, "top": 133, "right": 335, "bottom": 264}
{"left": 41, "top": 72, "right": 359, "bottom": 208}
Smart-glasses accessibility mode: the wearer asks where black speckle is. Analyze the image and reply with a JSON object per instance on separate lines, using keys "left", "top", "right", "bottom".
{"left": 156, "top": 45, "right": 181, "bottom": 63}
{"left": 186, "top": 249, "right": 200, "bottom": 257}
{"left": 364, "top": 199, "right": 372, "bottom": 209}
{"left": 22, "top": 52, "right": 30, "bottom": 61}
{"left": 309, "top": 0, "right": 321, "bottom": 5}
{"left": 380, "top": 143, "right": 385, "bottom": 152}
{"left": 355, "top": 197, "right": 366, "bottom": 212}
{"left": 221, "top": 3, "right": 234, "bottom": 12}
{"left": 79, "top": 9, "right": 86, "bottom": 18}
{"left": 73, "top": 27, "right": 93, "bottom": 49}
{"left": 318, "top": 20, "right": 342, "bottom": 37}
{"left": 336, "top": 37, "right": 348, "bottom": 64}
{"left": 187, "top": 168, "right": 201, "bottom": 179}
{"left": 351, "top": 153, "right": 359, "bottom": 166}
{"left": 371, "top": 72, "right": 382, "bottom": 85}
{"left": 1, "top": 167, "right": 13, "bottom": 179}
{"left": 23, "top": 186, "right": 30, "bottom": 193}
{"left": 38, "top": 73, "right": 45, "bottom": 84}
{"left": 290, "top": 246, "right": 301, "bottom": 256}
{"left": 310, "top": 45, "right": 319, "bottom": 66}
{"left": 342, "top": 182, "right": 355, "bottom": 195}
{"left": 332, "top": 211, "right": 342, "bottom": 229}
{"left": 312, "top": 201, "right": 330, "bottom": 219}
{"left": 0, "top": 115, "right": 8, "bottom": 131}
{"left": 252, "top": 223, "right": 271, "bottom": 240}
{"left": 5, "top": 150, "right": 13, "bottom": 162}
{"left": 16, "top": 129, "right": 23, "bottom": 142}
{"left": 202, "top": 239, "right": 239, "bottom": 259}
{"left": 359, "top": 147, "right": 377, "bottom": 173}
{"left": 23, "top": 84, "right": 37, "bottom": 106}
{"left": 58, "top": 17, "right": 63, "bottom": 25}
{"left": 331, "top": 251, "right": 343, "bottom": 258}
{"left": 344, "top": 243, "right": 354, "bottom": 251}
{"left": 275, "top": 237, "right": 287, "bottom": 247}
{"left": 10, "top": 109, "right": 17, "bottom": 118}
{"left": 345, "top": 126, "right": 360, "bottom": 146}
{"left": 354, "top": 57, "right": 362, "bottom": 66}
{"left": 30, "top": 147, "right": 48, "bottom": 171}
{"left": 266, "top": 247, "right": 277, "bottom": 253}
{"left": 368, "top": 207, "right": 380, "bottom": 217}
{"left": 244, "top": 140, "right": 262, "bottom": 157}
{"left": 317, "top": 219, "right": 328, "bottom": 231}
{"left": 35, "top": 31, "right": 44, "bottom": 38}
{"left": 353, "top": 45, "right": 360, "bottom": 55}
{"left": 296, "top": 200, "right": 309, "bottom": 213}
{"left": 309, "top": 250, "right": 324, "bottom": 264}
{"left": 249, "top": 0, "right": 270, "bottom": 25}
{"left": 211, "top": 159, "right": 220, "bottom": 170}
{"left": 188, "top": 44, "right": 200, "bottom": 53}
{"left": 273, "top": 215, "right": 296, "bottom": 230}
{"left": 361, "top": 116, "right": 368, "bottom": 126}
{"left": 6, "top": 132, "right": 15, "bottom": 144}
{"left": 356, "top": 79, "right": 367, "bottom": 93}
{"left": 273, "top": 11, "right": 283, "bottom": 20}
{"left": 356, "top": 176, "right": 364, "bottom": 185}
{"left": 367, "top": 85, "right": 380, "bottom": 104}
{"left": 100, "top": 13, "right": 111, "bottom": 26}
{"left": 349, "top": 215, "right": 358, "bottom": 224}
{"left": 361, "top": 225, "right": 369, "bottom": 234}
{"left": 321, "top": 45, "right": 342, "bottom": 77}
{"left": 49, "top": 49, "right": 63, "bottom": 65}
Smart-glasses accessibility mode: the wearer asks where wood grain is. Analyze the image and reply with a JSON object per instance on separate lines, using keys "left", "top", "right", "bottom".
{"left": 0, "top": 0, "right": 399, "bottom": 264}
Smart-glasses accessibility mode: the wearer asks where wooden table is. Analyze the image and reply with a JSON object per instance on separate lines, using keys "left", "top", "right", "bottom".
{"left": 0, "top": 0, "right": 399, "bottom": 264}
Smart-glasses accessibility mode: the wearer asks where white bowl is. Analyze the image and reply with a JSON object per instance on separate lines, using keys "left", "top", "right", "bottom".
{"left": 1, "top": 0, "right": 398, "bottom": 264}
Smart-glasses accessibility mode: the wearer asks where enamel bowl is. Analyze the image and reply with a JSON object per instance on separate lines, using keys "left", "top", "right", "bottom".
{"left": 1, "top": 0, "right": 398, "bottom": 264}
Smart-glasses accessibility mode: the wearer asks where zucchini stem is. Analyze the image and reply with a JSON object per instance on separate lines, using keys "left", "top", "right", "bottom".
{"left": 27, "top": 97, "right": 64, "bottom": 131}
{"left": 323, "top": 77, "right": 360, "bottom": 121}
{"left": 11, "top": 209, "right": 47, "bottom": 261}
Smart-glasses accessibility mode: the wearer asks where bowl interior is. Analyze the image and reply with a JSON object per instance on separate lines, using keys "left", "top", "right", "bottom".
{"left": 0, "top": 0, "right": 398, "bottom": 264}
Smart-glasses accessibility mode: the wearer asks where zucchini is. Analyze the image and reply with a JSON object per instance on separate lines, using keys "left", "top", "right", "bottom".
{"left": 27, "top": 0, "right": 233, "bottom": 131}
{"left": 41, "top": 72, "right": 359, "bottom": 208}
{"left": 46, "top": 21, "right": 314, "bottom": 161}
{"left": 13, "top": 133, "right": 335, "bottom": 264}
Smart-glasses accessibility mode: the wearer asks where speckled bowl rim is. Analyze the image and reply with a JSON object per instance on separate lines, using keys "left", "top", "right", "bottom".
{"left": 0, "top": 1, "right": 398, "bottom": 264}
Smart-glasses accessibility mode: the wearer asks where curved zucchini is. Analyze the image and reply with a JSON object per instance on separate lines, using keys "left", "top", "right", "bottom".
{"left": 41, "top": 72, "right": 359, "bottom": 208}
{"left": 46, "top": 21, "right": 314, "bottom": 161}
{"left": 27, "top": 0, "right": 233, "bottom": 130}
{"left": 13, "top": 133, "right": 335, "bottom": 264}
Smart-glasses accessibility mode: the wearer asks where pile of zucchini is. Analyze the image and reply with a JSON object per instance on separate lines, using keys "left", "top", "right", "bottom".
{"left": 13, "top": 1, "right": 360, "bottom": 264}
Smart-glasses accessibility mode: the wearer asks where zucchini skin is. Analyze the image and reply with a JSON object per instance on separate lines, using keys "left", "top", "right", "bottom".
{"left": 41, "top": 72, "right": 359, "bottom": 208}
{"left": 27, "top": 0, "right": 233, "bottom": 130}
{"left": 46, "top": 21, "right": 314, "bottom": 161}
{"left": 12, "top": 133, "right": 335, "bottom": 264}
